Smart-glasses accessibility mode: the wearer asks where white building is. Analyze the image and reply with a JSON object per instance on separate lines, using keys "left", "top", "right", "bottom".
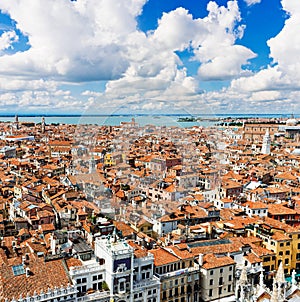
{"left": 261, "top": 130, "right": 271, "bottom": 155}
{"left": 94, "top": 233, "right": 160, "bottom": 302}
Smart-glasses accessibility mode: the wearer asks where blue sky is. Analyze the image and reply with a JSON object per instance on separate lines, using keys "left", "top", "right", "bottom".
{"left": 0, "top": 0, "right": 298, "bottom": 115}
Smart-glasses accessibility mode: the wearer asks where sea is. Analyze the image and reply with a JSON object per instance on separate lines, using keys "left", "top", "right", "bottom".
{"left": 0, "top": 114, "right": 297, "bottom": 128}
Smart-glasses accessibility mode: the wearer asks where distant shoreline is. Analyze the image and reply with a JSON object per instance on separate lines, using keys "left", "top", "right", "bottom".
{"left": 0, "top": 113, "right": 298, "bottom": 118}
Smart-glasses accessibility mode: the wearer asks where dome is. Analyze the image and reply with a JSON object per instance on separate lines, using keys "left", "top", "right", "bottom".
{"left": 286, "top": 118, "right": 298, "bottom": 126}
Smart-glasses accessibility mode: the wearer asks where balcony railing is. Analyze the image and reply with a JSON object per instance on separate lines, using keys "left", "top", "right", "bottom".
{"left": 156, "top": 265, "right": 200, "bottom": 279}
{"left": 70, "top": 264, "right": 105, "bottom": 277}
{"left": 133, "top": 276, "right": 160, "bottom": 290}
{"left": 77, "top": 291, "right": 110, "bottom": 302}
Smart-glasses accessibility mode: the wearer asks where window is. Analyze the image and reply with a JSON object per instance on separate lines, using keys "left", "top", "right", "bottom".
{"left": 174, "top": 288, "right": 178, "bottom": 296}
{"left": 285, "top": 259, "right": 289, "bottom": 265}
{"left": 218, "top": 287, "right": 222, "bottom": 295}
{"left": 228, "top": 285, "right": 231, "bottom": 292}
{"left": 210, "top": 279, "right": 214, "bottom": 286}
{"left": 209, "top": 289, "right": 213, "bottom": 297}
{"left": 229, "top": 266, "right": 232, "bottom": 271}
{"left": 77, "top": 285, "right": 86, "bottom": 293}
{"left": 286, "top": 242, "right": 290, "bottom": 246}
{"left": 77, "top": 278, "right": 87, "bottom": 284}
{"left": 219, "top": 277, "right": 223, "bottom": 285}
{"left": 228, "top": 275, "right": 232, "bottom": 281}
{"left": 286, "top": 251, "right": 290, "bottom": 255}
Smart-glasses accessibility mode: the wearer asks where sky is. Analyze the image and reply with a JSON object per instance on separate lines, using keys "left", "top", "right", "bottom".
{"left": 0, "top": 0, "right": 298, "bottom": 116}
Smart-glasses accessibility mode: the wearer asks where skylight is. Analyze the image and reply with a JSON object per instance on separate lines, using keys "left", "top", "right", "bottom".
{"left": 12, "top": 264, "right": 25, "bottom": 276}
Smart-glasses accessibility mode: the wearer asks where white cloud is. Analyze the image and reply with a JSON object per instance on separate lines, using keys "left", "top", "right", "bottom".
{"left": 249, "top": 90, "right": 281, "bottom": 102}
{"left": 194, "top": 1, "right": 256, "bottom": 80}
{"left": 230, "top": 0, "right": 300, "bottom": 94}
{"left": 0, "top": 1, "right": 253, "bottom": 82}
{"left": 102, "top": 0, "right": 256, "bottom": 112}
{"left": 0, "top": 0, "right": 147, "bottom": 81}
{"left": 0, "top": 30, "right": 18, "bottom": 51}
{"left": 0, "top": 77, "right": 57, "bottom": 91}
{"left": 197, "top": 45, "right": 256, "bottom": 80}
{"left": 2, "top": 0, "right": 295, "bottom": 114}
{"left": 244, "top": 0, "right": 261, "bottom": 6}
{"left": 81, "top": 90, "right": 103, "bottom": 97}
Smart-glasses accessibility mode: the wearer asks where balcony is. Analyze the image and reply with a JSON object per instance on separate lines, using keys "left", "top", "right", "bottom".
{"left": 156, "top": 265, "right": 200, "bottom": 280}
{"left": 133, "top": 276, "right": 160, "bottom": 290}
{"left": 77, "top": 291, "right": 110, "bottom": 302}
{"left": 69, "top": 263, "right": 105, "bottom": 277}
{"left": 134, "top": 255, "right": 154, "bottom": 263}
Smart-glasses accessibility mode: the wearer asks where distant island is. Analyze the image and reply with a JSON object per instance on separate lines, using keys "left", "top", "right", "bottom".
{"left": 177, "top": 117, "right": 197, "bottom": 122}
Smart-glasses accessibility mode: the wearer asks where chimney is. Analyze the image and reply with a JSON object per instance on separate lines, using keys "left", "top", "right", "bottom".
{"left": 199, "top": 254, "right": 204, "bottom": 266}
{"left": 26, "top": 267, "right": 30, "bottom": 277}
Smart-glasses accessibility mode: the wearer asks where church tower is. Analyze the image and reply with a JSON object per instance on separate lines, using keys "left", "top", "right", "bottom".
{"left": 261, "top": 129, "right": 271, "bottom": 154}
{"left": 14, "top": 114, "right": 19, "bottom": 130}
{"left": 41, "top": 116, "right": 45, "bottom": 134}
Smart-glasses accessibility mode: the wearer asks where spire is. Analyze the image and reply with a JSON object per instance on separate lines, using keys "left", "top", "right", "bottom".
{"left": 270, "top": 282, "right": 278, "bottom": 302}
{"left": 236, "top": 265, "right": 249, "bottom": 302}
{"left": 272, "top": 262, "right": 286, "bottom": 301}
{"left": 239, "top": 265, "right": 248, "bottom": 285}
{"left": 275, "top": 262, "right": 285, "bottom": 284}
{"left": 292, "top": 269, "right": 296, "bottom": 286}
{"left": 259, "top": 270, "right": 264, "bottom": 289}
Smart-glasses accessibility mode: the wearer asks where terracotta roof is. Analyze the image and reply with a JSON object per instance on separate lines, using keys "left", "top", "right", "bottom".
{"left": 202, "top": 254, "right": 235, "bottom": 269}
{"left": 271, "top": 231, "right": 291, "bottom": 241}
{"left": 127, "top": 241, "right": 148, "bottom": 258}
{"left": 267, "top": 204, "right": 296, "bottom": 215}
{"left": 0, "top": 257, "right": 70, "bottom": 300}
{"left": 244, "top": 252, "right": 262, "bottom": 264}
{"left": 149, "top": 248, "right": 179, "bottom": 266}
